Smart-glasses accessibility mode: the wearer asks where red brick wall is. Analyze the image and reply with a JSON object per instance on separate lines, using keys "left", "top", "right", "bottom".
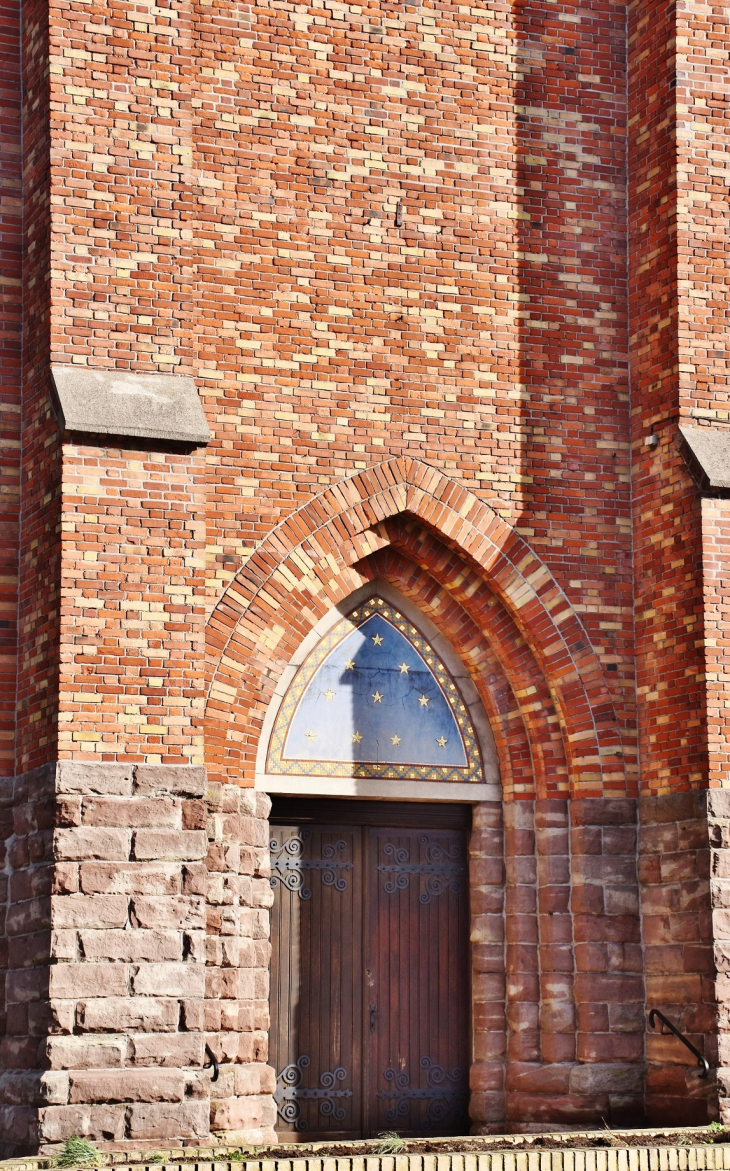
{"left": 625, "top": 0, "right": 728, "bottom": 1125}
{"left": 57, "top": 443, "right": 207, "bottom": 767}
{"left": 8, "top": 0, "right": 726, "bottom": 809}
{"left": 675, "top": 0, "right": 730, "bottom": 427}
{"left": 512, "top": 0, "right": 633, "bottom": 770}
{"left": 0, "top": 0, "right": 21, "bottom": 779}
{"left": 5, "top": 0, "right": 730, "bottom": 1143}
{"left": 0, "top": 0, "right": 21, "bottom": 1054}
{"left": 15, "top": 0, "right": 62, "bottom": 773}
{"left": 628, "top": 0, "right": 708, "bottom": 800}
{"left": 676, "top": 1, "right": 730, "bottom": 793}
{"left": 703, "top": 500, "right": 730, "bottom": 793}
{"left": 627, "top": 0, "right": 730, "bottom": 801}
{"left": 22, "top": 0, "right": 634, "bottom": 785}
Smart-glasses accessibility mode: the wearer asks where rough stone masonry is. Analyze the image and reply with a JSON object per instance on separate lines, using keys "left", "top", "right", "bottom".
{"left": 1, "top": 0, "right": 730, "bottom": 1153}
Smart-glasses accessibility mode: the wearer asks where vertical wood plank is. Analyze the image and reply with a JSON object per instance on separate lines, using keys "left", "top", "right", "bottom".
{"left": 365, "top": 826, "right": 470, "bottom": 1137}
{"left": 269, "top": 823, "right": 364, "bottom": 1139}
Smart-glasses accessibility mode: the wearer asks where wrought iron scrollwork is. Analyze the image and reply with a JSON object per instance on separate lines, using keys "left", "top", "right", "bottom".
{"left": 378, "top": 836, "right": 466, "bottom": 903}
{"left": 378, "top": 1056, "right": 465, "bottom": 1128}
{"left": 275, "top": 1055, "right": 352, "bottom": 1128}
{"left": 269, "top": 831, "right": 354, "bottom": 899}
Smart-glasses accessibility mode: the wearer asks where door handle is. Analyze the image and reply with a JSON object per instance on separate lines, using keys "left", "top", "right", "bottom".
{"left": 369, "top": 1002, "right": 377, "bottom": 1032}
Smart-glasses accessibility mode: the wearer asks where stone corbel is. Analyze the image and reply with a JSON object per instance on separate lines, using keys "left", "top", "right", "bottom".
{"left": 676, "top": 424, "right": 730, "bottom": 496}
{"left": 51, "top": 366, "right": 211, "bottom": 445}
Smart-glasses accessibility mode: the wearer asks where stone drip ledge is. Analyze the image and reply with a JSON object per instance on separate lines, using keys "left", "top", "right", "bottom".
{"left": 1, "top": 1134, "right": 728, "bottom": 1171}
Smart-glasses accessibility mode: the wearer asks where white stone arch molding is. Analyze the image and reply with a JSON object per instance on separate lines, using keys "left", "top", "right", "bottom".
{"left": 255, "top": 579, "right": 501, "bottom": 803}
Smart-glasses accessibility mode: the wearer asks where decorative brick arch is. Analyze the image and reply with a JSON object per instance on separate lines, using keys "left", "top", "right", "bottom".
{"left": 205, "top": 458, "right": 627, "bottom": 796}
{"left": 363, "top": 538, "right": 562, "bottom": 801}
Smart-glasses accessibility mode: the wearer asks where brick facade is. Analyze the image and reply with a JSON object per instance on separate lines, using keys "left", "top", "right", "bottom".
{"left": 2, "top": 0, "right": 730, "bottom": 1151}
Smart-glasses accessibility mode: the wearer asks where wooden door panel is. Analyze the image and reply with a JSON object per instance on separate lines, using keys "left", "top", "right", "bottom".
{"left": 365, "top": 827, "right": 470, "bottom": 1137}
{"left": 269, "top": 824, "right": 363, "bottom": 1139}
{"left": 269, "top": 805, "right": 471, "bottom": 1140}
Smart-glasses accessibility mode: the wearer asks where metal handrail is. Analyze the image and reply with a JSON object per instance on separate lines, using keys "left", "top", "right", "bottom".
{"left": 649, "top": 1008, "right": 709, "bottom": 1078}
{"left": 204, "top": 1043, "right": 220, "bottom": 1082}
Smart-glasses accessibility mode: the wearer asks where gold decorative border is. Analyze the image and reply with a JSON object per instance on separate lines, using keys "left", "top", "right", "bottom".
{"left": 266, "top": 597, "right": 484, "bottom": 783}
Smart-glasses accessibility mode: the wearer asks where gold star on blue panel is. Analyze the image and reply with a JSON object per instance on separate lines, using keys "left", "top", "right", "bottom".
{"left": 283, "top": 612, "right": 468, "bottom": 767}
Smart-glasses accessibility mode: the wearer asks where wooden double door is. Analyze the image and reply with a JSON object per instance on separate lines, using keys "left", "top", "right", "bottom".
{"left": 269, "top": 799, "right": 471, "bottom": 1140}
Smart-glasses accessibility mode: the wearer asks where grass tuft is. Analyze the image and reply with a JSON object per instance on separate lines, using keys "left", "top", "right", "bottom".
{"left": 55, "top": 1137, "right": 102, "bottom": 1168}
{"left": 375, "top": 1133, "right": 406, "bottom": 1156}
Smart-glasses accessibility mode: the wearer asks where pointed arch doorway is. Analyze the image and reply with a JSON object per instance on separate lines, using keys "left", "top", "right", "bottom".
{"left": 261, "top": 589, "right": 497, "bottom": 1140}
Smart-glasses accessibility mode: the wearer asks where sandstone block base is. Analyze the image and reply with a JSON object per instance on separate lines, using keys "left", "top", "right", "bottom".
{"left": 0, "top": 763, "right": 276, "bottom": 1156}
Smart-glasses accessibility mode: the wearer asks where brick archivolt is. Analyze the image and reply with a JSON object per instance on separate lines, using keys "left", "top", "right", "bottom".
{"left": 364, "top": 545, "right": 538, "bottom": 802}
{"left": 205, "top": 458, "right": 629, "bottom": 797}
{"left": 366, "top": 528, "right": 567, "bottom": 801}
